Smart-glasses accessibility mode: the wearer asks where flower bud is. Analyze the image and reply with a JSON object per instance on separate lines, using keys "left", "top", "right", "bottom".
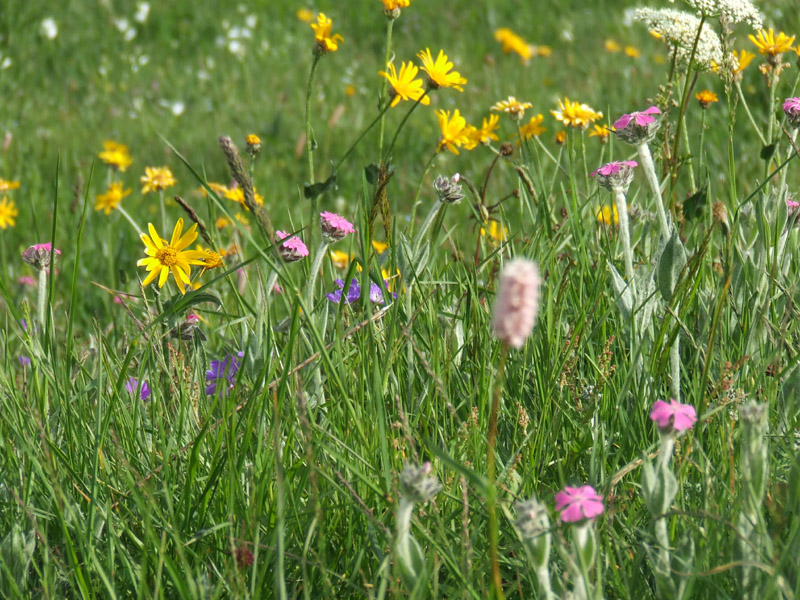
{"left": 433, "top": 174, "right": 464, "bottom": 205}
{"left": 399, "top": 462, "right": 441, "bottom": 504}
{"left": 22, "top": 243, "right": 61, "bottom": 270}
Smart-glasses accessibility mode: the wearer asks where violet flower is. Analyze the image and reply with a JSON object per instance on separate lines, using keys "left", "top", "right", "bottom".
{"left": 326, "top": 278, "right": 395, "bottom": 305}
{"left": 125, "top": 377, "right": 151, "bottom": 401}
{"left": 205, "top": 352, "right": 244, "bottom": 395}
{"left": 783, "top": 97, "right": 800, "bottom": 128}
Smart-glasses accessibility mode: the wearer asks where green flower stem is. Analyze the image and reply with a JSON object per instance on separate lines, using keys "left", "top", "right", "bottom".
{"left": 579, "top": 129, "right": 590, "bottom": 192}
{"left": 408, "top": 151, "right": 438, "bottom": 240}
{"left": 306, "top": 240, "right": 330, "bottom": 315}
{"left": 334, "top": 103, "right": 391, "bottom": 172}
{"left": 116, "top": 205, "right": 143, "bottom": 236}
{"left": 670, "top": 332, "right": 681, "bottom": 402}
{"left": 37, "top": 268, "right": 48, "bottom": 329}
{"left": 488, "top": 344, "right": 509, "bottom": 600}
{"left": 572, "top": 522, "right": 596, "bottom": 600}
{"left": 384, "top": 90, "right": 429, "bottom": 163}
{"left": 636, "top": 141, "right": 670, "bottom": 237}
{"left": 613, "top": 188, "right": 636, "bottom": 297}
{"left": 376, "top": 18, "right": 395, "bottom": 159}
{"left": 305, "top": 54, "right": 321, "bottom": 249}
{"left": 764, "top": 70, "right": 778, "bottom": 178}
{"left": 735, "top": 80, "right": 767, "bottom": 145}
{"left": 681, "top": 115, "right": 696, "bottom": 192}
{"left": 698, "top": 110, "right": 707, "bottom": 174}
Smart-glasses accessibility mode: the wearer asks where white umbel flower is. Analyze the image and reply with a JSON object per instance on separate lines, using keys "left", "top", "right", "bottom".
{"left": 669, "top": 0, "right": 763, "bottom": 29}
{"left": 633, "top": 8, "right": 724, "bottom": 69}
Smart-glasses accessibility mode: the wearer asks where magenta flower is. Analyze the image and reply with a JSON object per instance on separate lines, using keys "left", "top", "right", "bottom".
{"left": 591, "top": 160, "right": 638, "bottom": 192}
{"left": 17, "top": 276, "right": 36, "bottom": 286}
{"left": 276, "top": 230, "right": 309, "bottom": 262}
{"left": 320, "top": 211, "right": 355, "bottom": 242}
{"left": 591, "top": 160, "right": 638, "bottom": 177}
{"left": 22, "top": 243, "right": 62, "bottom": 270}
{"left": 555, "top": 485, "right": 605, "bottom": 522}
{"left": 613, "top": 106, "right": 661, "bottom": 130}
{"left": 783, "top": 97, "right": 800, "bottom": 128}
{"left": 650, "top": 398, "right": 697, "bottom": 433}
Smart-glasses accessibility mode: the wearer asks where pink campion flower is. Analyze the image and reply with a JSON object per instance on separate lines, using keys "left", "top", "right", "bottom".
{"left": 22, "top": 243, "right": 62, "bottom": 270}
{"left": 555, "top": 485, "right": 605, "bottom": 523}
{"left": 319, "top": 211, "right": 355, "bottom": 242}
{"left": 613, "top": 106, "right": 662, "bottom": 144}
{"left": 650, "top": 398, "right": 697, "bottom": 433}
{"left": 783, "top": 97, "right": 800, "bottom": 128}
{"left": 591, "top": 160, "right": 638, "bottom": 192}
{"left": 275, "top": 230, "right": 309, "bottom": 262}
{"left": 17, "top": 276, "right": 36, "bottom": 286}
{"left": 787, "top": 198, "right": 800, "bottom": 225}
{"left": 490, "top": 259, "right": 541, "bottom": 349}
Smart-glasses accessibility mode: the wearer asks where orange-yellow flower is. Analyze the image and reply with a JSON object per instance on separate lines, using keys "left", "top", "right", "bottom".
{"left": 588, "top": 124, "right": 614, "bottom": 142}
{"left": 596, "top": 204, "right": 619, "bottom": 226}
{"left": 0, "top": 178, "right": 21, "bottom": 192}
{"left": 311, "top": 13, "right": 343, "bottom": 53}
{"left": 491, "top": 96, "right": 533, "bottom": 121}
{"left": 436, "top": 109, "right": 470, "bottom": 154}
{"left": 137, "top": 219, "right": 206, "bottom": 294}
{"left": 695, "top": 90, "right": 719, "bottom": 108}
{"left": 464, "top": 114, "right": 501, "bottom": 149}
{"left": 380, "top": 0, "right": 410, "bottom": 9}
{"left": 749, "top": 28, "right": 795, "bottom": 57}
{"left": 516, "top": 114, "right": 546, "bottom": 144}
{"left": 95, "top": 182, "right": 131, "bottom": 215}
{"left": 378, "top": 61, "right": 430, "bottom": 107}
{"left": 417, "top": 48, "right": 467, "bottom": 91}
{"left": 0, "top": 196, "right": 17, "bottom": 229}
{"left": 495, "top": 28, "right": 534, "bottom": 63}
{"left": 141, "top": 166, "right": 176, "bottom": 193}
{"left": 733, "top": 49, "right": 756, "bottom": 73}
{"left": 98, "top": 140, "right": 133, "bottom": 172}
{"left": 605, "top": 39, "right": 622, "bottom": 53}
{"left": 224, "top": 185, "right": 265, "bottom": 209}
{"left": 551, "top": 98, "right": 603, "bottom": 129}
{"left": 296, "top": 8, "right": 314, "bottom": 23}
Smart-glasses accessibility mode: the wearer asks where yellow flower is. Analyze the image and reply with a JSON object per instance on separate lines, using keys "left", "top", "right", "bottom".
{"left": 216, "top": 216, "right": 232, "bottom": 229}
{"left": 749, "top": 28, "right": 795, "bottom": 57}
{"left": 495, "top": 28, "right": 535, "bottom": 63}
{"left": 480, "top": 221, "right": 508, "bottom": 243}
{"left": 596, "top": 204, "right": 619, "bottom": 226}
{"left": 464, "top": 115, "right": 501, "bottom": 149}
{"left": 588, "top": 124, "right": 614, "bottom": 142}
{"left": 246, "top": 133, "right": 261, "bottom": 145}
{"left": 345, "top": 84, "right": 357, "bottom": 97}
{"left": 417, "top": 48, "right": 467, "bottom": 91}
{"left": 624, "top": 46, "right": 641, "bottom": 58}
{"left": 296, "top": 8, "right": 314, "bottom": 23}
{"left": 137, "top": 219, "right": 206, "bottom": 295}
{"left": 733, "top": 49, "right": 756, "bottom": 73}
{"left": 98, "top": 140, "right": 133, "bottom": 172}
{"left": 381, "top": 267, "right": 402, "bottom": 291}
{"left": 329, "top": 250, "right": 353, "bottom": 269}
{"left": 194, "top": 245, "right": 225, "bottom": 272}
{"left": 380, "top": 0, "right": 410, "bottom": 9}
{"left": 311, "top": 13, "right": 343, "bottom": 53}
{"left": 605, "top": 39, "right": 622, "bottom": 53}
{"left": 436, "top": 109, "right": 470, "bottom": 154}
{"left": 378, "top": 61, "right": 430, "bottom": 107}
{"left": 95, "top": 182, "right": 131, "bottom": 215}
{"left": 551, "top": 97, "right": 603, "bottom": 129}
{"left": 534, "top": 45, "right": 552, "bottom": 57}
{"left": 141, "top": 166, "right": 176, "bottom": 194}
{"left": 0, "top": 179, "right": 20, "bottom": 193}
{"left": 695, "top": 90, "right": 719, "bottom": 108}
{"left": 372, "top": 240, "right": 389, "bottom": 254}
{"left": 555, "top": 131, "right": 567, "bottom": 146}
{"left": 234, "top": 212, "right": 250, "bottom": 225}
{"left": 224, "top": 185, "right": 265, "bottom": 209}
{"left": 0, "top": 196, "right": 18, "bottom": 229}
{"left": 491, "top": 96, "right": 533, "bottom": 120}
{"left": 516, "top": 114, "right": 546, "bottom": 144}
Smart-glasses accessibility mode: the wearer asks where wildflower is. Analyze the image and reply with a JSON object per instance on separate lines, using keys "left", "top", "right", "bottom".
{"left": 205, "top": 353, "right": 243, "bottom": 395}
{"left": 491, "top": 96, "right": 533, "bottom": 121}
{"left": 624, "top": 45, "right": 641, "bottom": 58}
{"left": 605, "top": 39, "right": 622, "bottom": 52}
{"left": 495, "top": 28, "right": 535, "bottom": 63}
{"left": 18, "top": 355, "right": 31, "bottom": 367}
{"left": 18, "top": 276, "right": 36, "bottom": 286}
{"left": 22, "top": 243, "right": 61, "bottom": 270}
{"left": 515, "top": 498, "right": 550, "bottom": 540}
{"left": 137, "top": 219, "right": 206, "bottom": 294}
{"left": 591, "top": 160, "right": 638, "bottom": 193}
{"left": 310, "top": 13, "right": 343, "bottom": 54}
{"left": 696, "top": 89, "right": 719, "bottom": 108}
{"left": 783, "top": 97, "right": 800, "bottom": 128}
{"left": 329, "top": 250, "right": 353, "bottom": 269}
{"left": 436, "top": 109, "right": 470, "bottom": 154}
{"left": 786, "top": 199, "right": 800, "bottom": 225}
{"left": 345, "top": 84, "right": 357, "bottom": 96}
{"left": 380, "top": 0, "right": 411, "bottom": 10}
{"left": 224, "top": 185, "right": 265, "bottom": 209}
{"left": 326, "top": 278, "right": 394, "bottom": 304}
{"left": 245, "top": 133, "right": 261, "bottom": 155}
{"left": 555, "top": 485, "right": 605, "bottom": 522}
{"left": 589, "top": 124, "right": 613, "bottom": 142}
{"left": 98, "top": 140, "right": 133, "bottom": 172}
{"left": 555, "top": 131, "right": 567, "bottom": 146}
{"left": 125, "top": 377, "right": 152, "bottom": 401}
{"left": 534, "top": 45, "right": 552, "bottom": 57}
{"left": 320, "top": 211, "right": 355, "bottom": 241}
{"left": 516, "top": 114, "right": 546, "bottom": 143}
{"left": 491, "top": 259, "right": 541, "bottom": 348}
{"left": 650, "top": 398, "right": 698, "bottom": 434}
{"left": 613, "top": 106, "right": 662, "bottom": 144}
{"left": 296, "top": 8, "right": 314, "bottom": 22}
{"left": 465, "top": 114, "right": 500, "bottom": 147}
{"left": 216, "top": 216, "right": 232, "bottom": 229}
{"left": 733, "top": 49, "right": 756, "bottom": 73}
{"left": 0, "top": 196, "right": 18, "bottom": 229}
{"left": 749, "top": 28, "right": 795, "bottom": 57}
{"left": 95, "top": 182, "right": 131, "bottom": 215}
{"left": 433, "top": 173, "right": 464, "bottom": 204}
{"left": 372, "top": 240, "right": 389, "bottom": 254}
{"left": 378, "top": 61, "right": 430, "bottom": 108}
{"left": 195, "top": 245, "right": 225, "bottom": 272}
{"left": 677, "top": 0, "right": 762, "bottom": 29}
{"left": 481, "top": 221, "right": 509, "bottom": 242}
{"left": 417, "top": 48, "right": 467, "bottom": 91}
{"left": 0, "top": 178, "right": 21, "bottom": 192}
{"left": 235, "top": 546, "right": 255, "bottom": 569}
{"left": 40, "top": 18, "right": 58, "bottom": 39}
{"left": 597, "top": 204, "right": 620, "bottom": 225}
{"left": 633, "top": 8, "right": 723, "bottom": 69}
{"left": 140, "top": 166, "right": 176, "bottom": 193}
{"left": 399, "top": 462, "right": 441, "bottom": 504}
{"left": 551, "top": 98, "right": 603, "bottom": 129}
{"left": 276, "top": 230, "right": 309, "bottom": 262}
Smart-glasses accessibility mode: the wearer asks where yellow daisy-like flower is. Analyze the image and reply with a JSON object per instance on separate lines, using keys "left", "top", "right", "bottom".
{"left": 480, "top": 221, "right": 508, "bottom": 243}
{"left": 534, "top": 45, "right": 552, "bottom": 57}
{"left": 194, "top": 244, "right": 225, "bottom": 272}
{"left": 141, "top": 166, "right": 177, "bottom": 194}
{"left": 695, "top": 90, "right": 719, "bottom": 108}
{"left": 98, "top": 140, "right": 133, "bottom": 172}
{"left": 436, "top": 109, "right": 470, "bottom": 155}
{"left": 380, "top": 0, "right": 410, "bottom": 9}
{"left": 551, "top": 97, "right": 603, "bottom": 129}
{"left": 378, "top": 61, "right": 430, "bottom": 107}
{"left": 417, "top": 48, "right": 467, "bottom": 91}
{"left": 224, "top": 186, "right": 265, "bottom": 209}
{"left": 216, "top": 216, "right": 232, "bottom": 229}
{"left": 624, "top": 46, "right": 641, "bottom": 58}
{"left": 588, "top": 124, "right": 614, "bottom": 142}
{"left": 0, "top": 178, "right": 21, "bottom": 192}
{"left": 329, "top": 250, "right": 353, "bottom": 269}
{"left": 372, "top": 240, "right": 389, "bottom": 254}
{"left": 491, "top": 96, "right": 533, "bottom": 121}
{"left": 137, "top": 219, "right": 206, "bottom": 295}
{"left": 733, "top": 49, "right": 756, "bottom": 73}
{"left": 464, "top": 115, "right": 501, "bottom": 149}
{"left": 246, "top": 133, "right": 261, "bottom": 146}
{"left": 605, "top": 39, "right": 622, "bottom": 53}
{"left": 311, "top": 13, "right": 344, "bottom": 54}
{"left": 0, "top": 196, "right": 18, "bottom": 229}
{"left": 495, "top": 28, "right": 535, "bottom": 63}
{"left": 234, "top": 212, "right": 250, "bottom": 225}
{"left": 296, "top": 8, "right": 314, "bottom": 23}
{"left": 596, "top": 204, "right": 619, "bottom": 226}
{"left": 749, "top": 28, "right": 795, "bottom": 57}
{"left": 516, "top": 114, "right": 546, "bottom": 144}
{"left": 555, "top": 131, "right": 567, "bottom": 146}
{"left": 95, "top": 182, "right": 131, "bottom": 215}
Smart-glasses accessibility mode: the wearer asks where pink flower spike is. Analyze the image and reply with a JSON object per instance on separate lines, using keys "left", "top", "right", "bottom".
{"left": 276, "top": 230, "right": 309, "bottom": 262}
{"left": 590, "top": 160, "right": 638, "bottom": 177}
{"left": 320, "top": 211, "right": 355, "bottom": 242}
{"left": 650, "top": 398, "right": 698, "bottom": 433}
{"left": 555, "top": 485, "right": 605, "bottom": 522}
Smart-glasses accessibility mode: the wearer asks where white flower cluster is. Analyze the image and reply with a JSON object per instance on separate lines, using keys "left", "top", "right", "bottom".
{"left": 632, "top": 8, "right": 724, "bottom": 69}
{"left": 669, "top": 0, "right": 763, "bottom": 29}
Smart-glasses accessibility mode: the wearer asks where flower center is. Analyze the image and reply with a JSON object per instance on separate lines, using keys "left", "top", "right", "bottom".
{"left": 155, "top": 246, "right": 178, "bottom": 266}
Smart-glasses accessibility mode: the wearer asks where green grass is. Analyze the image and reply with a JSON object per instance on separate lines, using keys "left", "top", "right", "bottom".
{"left": 2, "top": 0, "right": 800, "bottom": 597}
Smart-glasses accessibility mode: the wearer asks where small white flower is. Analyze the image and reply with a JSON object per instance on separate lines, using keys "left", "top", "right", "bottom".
{"left": 245, "top": 14, "right": 257, "bottom": 29}
{"left": 40, "top": 18, "right": 58, "bottom": 40}
{"left": 114, "top": 18, "right": 137, "bottom": 42}
{"left": 633, "top": 7, "right": 723, "bottom": 69}
{"left": 134, "top": 2, "right": 151, "bottom": 23}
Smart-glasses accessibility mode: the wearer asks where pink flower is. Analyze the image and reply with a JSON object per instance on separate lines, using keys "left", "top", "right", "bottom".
{"left": 783, "top": 97, "right": 800, "bottom": 127}
{"left": 555, "top": 485, "right": 605, "bottom": 522}
{"left": 17, "top": 276, "right": 36, "bottom": 286}
{"left": 649, "top": 398, "right": 697, "bottom": 433}
{"left": 276, "top": 230, "right": 309, "bottom": 262}
{"left": 591, "top": 161, "right": 637, "bottom": 192}
{"left": 613, "top": 106, "right": 661, "bottom": 130}
{"left": 320, "top": 211, "right": 355, "bottom": 242}
{"left": 590, "top": 160, "right": 638, "bottom": 177}
{"left": 490, "top": 259, "right": 541, "bottom": 348}
{"left": 22, "top": 243, "right": 62, "bottom": 270}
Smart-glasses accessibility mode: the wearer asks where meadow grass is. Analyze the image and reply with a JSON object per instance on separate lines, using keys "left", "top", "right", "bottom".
{"left": 1, "top": 0, "right": 800, "bottom": 598}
